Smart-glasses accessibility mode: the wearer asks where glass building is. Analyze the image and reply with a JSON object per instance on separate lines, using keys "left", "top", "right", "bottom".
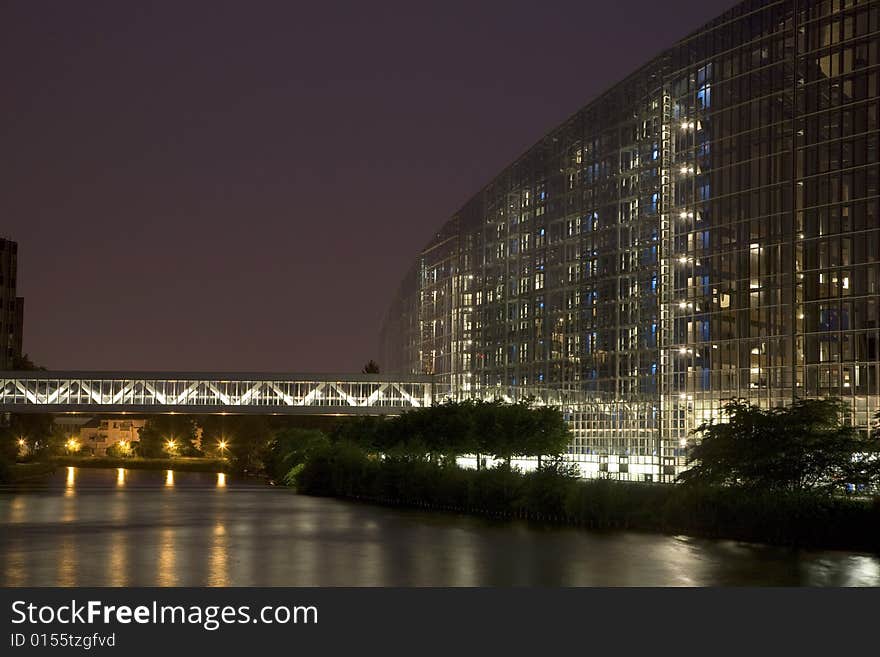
{"left": 380, "top": 0, "right": 880, "bottom": 481}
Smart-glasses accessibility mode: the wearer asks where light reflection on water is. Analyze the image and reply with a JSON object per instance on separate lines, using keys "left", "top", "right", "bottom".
{"left": 209, "top": 522, "right": 228, "bottom": 586}
{"left": 109, "top": 527, "right": 128, "bottom": 587}
{"left": 1, "top": 467, "right": 878, "bottom": 587}
{"left": 9, "top": 496, "right": 25, "bottom": 524}
{"left": 57, "top": 534, "right": 77, "bottom": 587}
{"left": 65, "top": 466, "right": 75, "bottom": 497}
{"left": 157, "top": 526, "right": 177, "bottom": 587}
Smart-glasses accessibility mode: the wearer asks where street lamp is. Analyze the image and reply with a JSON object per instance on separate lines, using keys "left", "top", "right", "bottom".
{"left": 218, "top": 439, "right": 228, "bottom": 458}
{"left": 165, "top": 438, "right": 177, "bottom": 456}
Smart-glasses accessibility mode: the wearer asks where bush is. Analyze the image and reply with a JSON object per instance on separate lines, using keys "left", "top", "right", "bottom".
{"left": 265, "top": 428, "right": 329, "bottom": 482}
{"left": 465, "top": 464, "right": 523, "bottom": 514}
{"left": 104, "top": 444, "right": 131, "bottom": 458}
{"left": 290, "top": 442, "right": 880, "bottom": 551}
{"left": 519, "top": 459, "right": 580, "bottom": 519}
{"left": 294, "top": 441, "right": 376, "bottom": 496}
{"left": 680, "top": 398, "right": 880, "bottom": 494}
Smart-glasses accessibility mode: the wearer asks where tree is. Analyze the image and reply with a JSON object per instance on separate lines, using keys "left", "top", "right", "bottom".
{"left": 484, "top": 399, "right": 572, "bottom": 466}
{"left": 11, "top": 353, "right": 44, "bottom": 371}
{"left": 678, "top": 398, "right": 880, "bottom": 494}
{"left": 265, "top": 427, "right": 330, "bottom": 481}
{"left": 491, "top": 400, "right": 534, "bottom": 466}
{"left": 203, "top": 415, "right": 273, "bottom": 473}
{"left": 137, "top": 415, "right": 199, "bottom": 457}
{"left": 7, "top": 414, "right": 56, "bottom": 456}
{"left": 331, "top": 415, "right": 385, "bottom": 451}
{"left": 0, "top": 425, "right": 19, "bottom": 465}
{"left": 524, "top": 405, "right": 573, "bottom": 466}
{"left": 198, "top": 416, "right": 237, "bottom": 458}
{"left": 362, "top": 360, "right": 380, "bottom": 374}
{"left": 35, "top": 422, "right": 69, "bottom": 457}
{"left": 424, "top": 399, "right": 478, "bottom": 463}
{"left": 338, "top": 399, "right": 572, "bottom": 468}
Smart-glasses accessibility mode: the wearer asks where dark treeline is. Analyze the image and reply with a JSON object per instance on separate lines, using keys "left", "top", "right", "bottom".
{"left": 329, "top": 399, "right": 571, "bottom": 466}
{"left": 261, "top": 399, "right": 571, "bottom": 483}
{"left": 0, "top": 412, "right": 340, "bottom": 480}
{"left": 290, "top": 446, "right": 880, "bottom": 551}
{"left": 2, "top": 399, "right": 569, "bottom": 481}
{"left": 0, "top": 414, "right": 57, "bottom": 482}
{"left": 262, "top": 397, "right": 880, "bottom": 551}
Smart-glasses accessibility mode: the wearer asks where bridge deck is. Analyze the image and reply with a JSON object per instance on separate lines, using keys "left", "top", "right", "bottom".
{"left": 0, "top": 371, "right": 434, "bottom": 415}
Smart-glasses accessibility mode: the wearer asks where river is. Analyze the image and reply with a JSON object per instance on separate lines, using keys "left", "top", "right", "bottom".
{"left": 0, "top": 467, "right": 877, "bottom": 586}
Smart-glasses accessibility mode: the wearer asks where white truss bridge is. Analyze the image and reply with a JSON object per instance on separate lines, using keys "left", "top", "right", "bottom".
{"left": 0, "top": 371, "right": 435, "bottom": 415}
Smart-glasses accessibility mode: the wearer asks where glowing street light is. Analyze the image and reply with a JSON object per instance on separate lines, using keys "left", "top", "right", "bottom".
{"left": 165, "top": 438, "right": 177, "bottom": 456}
{"left": 217, "top": 439, "right": 228, "bottom": 457}
{"left": 66, "top": 438, "right": 80, "bottom": 454}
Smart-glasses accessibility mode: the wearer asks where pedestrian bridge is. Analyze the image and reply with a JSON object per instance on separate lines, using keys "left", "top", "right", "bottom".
{"left": 0, "top": 371, "right": 435, "bottom": 415}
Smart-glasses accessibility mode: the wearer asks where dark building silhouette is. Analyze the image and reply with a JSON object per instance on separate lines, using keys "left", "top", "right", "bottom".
{"left": 380, "top": 0, "right": 880, "bottom": 480}
{"left": 0, "top": 238, "right": 24, "bottom": 370}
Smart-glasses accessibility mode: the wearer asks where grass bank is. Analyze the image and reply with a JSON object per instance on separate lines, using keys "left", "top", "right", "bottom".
{"left": 293, "top": 443, "right": 880, "bottom": 552}
{"left": 5, "top": 461, "right": 58, "bottom": 482}
{"left": 51, "top": 456, "right": 230, "bottom": 473}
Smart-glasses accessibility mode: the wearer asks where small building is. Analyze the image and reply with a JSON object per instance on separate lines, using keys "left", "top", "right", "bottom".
{"left": 55, "top": 417, "right": 146, "bottom": 456}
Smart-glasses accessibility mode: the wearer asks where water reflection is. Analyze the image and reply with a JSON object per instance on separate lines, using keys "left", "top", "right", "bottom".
{"left": 3, "top": 540, "right": 25, "bottom": 587}
{"left": 61, "top": 491, "right": 77, "bottom": 524}
{"left": 65, "top": 466, "right": 75, "bottom": 496}
{"left": 0, "top": 467, "right": 877, "bottom": 587}
{"left": 845, "top": 556, "right": 880, "bottom": 586}
{"left": 109, "top": 530, "right": 128, "bottom": 587}
{"left": 157, "top": 527, "right": 176, "bottom": 586}
{"left": 57, "top": 535, "right": 77, "bottom": 587}
{"left": 8, "top": 496, "right": 26, "bottom": 524}
{"left": 209, "top": 522, "right": 228, "bottom": 586}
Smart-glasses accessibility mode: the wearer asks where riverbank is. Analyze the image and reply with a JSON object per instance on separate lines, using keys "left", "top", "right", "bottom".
{"left": 49, "top": 455, "right": 230, "bottom": 473}
{"left": 294, "top": 445, "right": 880, "bottom": 552}
{"left": 5, "top": 462, "right": 58, "bottom": 482}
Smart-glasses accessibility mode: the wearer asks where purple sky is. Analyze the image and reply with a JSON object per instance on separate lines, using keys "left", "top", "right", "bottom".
{"left": 3, "top": 0, "right": 735, "bottom": 373}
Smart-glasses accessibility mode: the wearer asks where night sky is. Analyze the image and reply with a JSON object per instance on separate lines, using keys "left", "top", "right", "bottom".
{"left": 3, "top": 0, "right": 735, "bottom": 373}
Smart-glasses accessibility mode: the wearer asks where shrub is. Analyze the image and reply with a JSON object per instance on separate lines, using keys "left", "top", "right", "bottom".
{"left": 266, "top": 428, "right": 329, "bottom": 482}
{"left": 290, "top": 442, "right": 880, "bottom": 551}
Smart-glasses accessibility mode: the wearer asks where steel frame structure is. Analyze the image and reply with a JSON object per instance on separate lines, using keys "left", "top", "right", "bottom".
{"left": 0, "top": 372, "right": 434, "bottom": 415}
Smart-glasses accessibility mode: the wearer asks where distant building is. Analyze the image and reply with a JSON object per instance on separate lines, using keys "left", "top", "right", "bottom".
{"left": 55, "top": 417, "right": 146, "bottom": 456}
{"left": 0, "top": 238, "right": 24, "bottom": 370}
{"left": 81, "top": 418, "right": 145, "bottom": 456}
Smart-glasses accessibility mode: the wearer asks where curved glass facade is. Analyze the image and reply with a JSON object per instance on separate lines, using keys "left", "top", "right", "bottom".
{"left": 380, "top": 0, "right": 880, "bottom": 480}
